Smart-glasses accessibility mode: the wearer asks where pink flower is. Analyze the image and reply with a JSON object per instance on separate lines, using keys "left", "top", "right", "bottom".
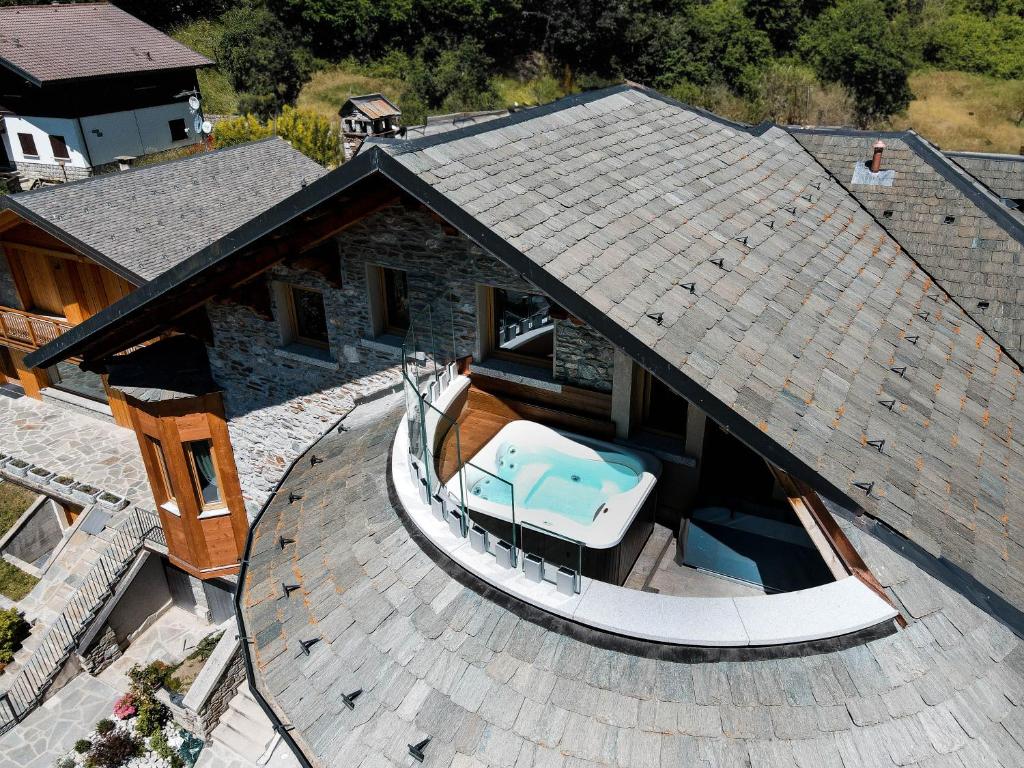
{"left": 113, "top": 693, "right": 137, "bottom": 719}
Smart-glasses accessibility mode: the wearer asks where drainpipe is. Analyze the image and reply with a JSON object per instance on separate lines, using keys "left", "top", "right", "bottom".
{"left": 75, "top": 117, "right": 95, "bottom": 172}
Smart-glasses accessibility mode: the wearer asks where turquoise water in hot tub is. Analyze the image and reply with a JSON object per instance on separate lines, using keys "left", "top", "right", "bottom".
{"left": 468, "top": 443, "right": 640, "bottom": 525}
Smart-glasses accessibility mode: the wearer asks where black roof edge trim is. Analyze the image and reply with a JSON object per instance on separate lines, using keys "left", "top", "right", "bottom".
{"left": 24, "top": 148, "right": 380, "bottom": 369}
{"left": 375, "top": 82, "right": 772, "bottom": 156}
{"left": 0, "top": 57, "right": 43, "bottom": 87}
{"left": 0, "top": 197, "right": 144, "bottom": 285}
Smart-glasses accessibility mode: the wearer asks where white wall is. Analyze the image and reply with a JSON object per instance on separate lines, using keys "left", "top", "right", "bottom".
{"left": 3, "top": 101, "right": 201, "bottom": 170}
{"left": 1, "top": 114, "right": 90, "bottom": 168}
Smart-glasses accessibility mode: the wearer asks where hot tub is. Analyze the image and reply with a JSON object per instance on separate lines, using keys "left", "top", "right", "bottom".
{"left": 446, "top": 420, "right": 661, "bottom": 584}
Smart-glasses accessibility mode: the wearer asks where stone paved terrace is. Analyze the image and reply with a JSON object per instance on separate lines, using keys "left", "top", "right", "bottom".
{"left": 239, "top": 396, "right": 1024, "bottom": 768}
{"left": 0, "top": 389, "right": 148, "bottom": 503}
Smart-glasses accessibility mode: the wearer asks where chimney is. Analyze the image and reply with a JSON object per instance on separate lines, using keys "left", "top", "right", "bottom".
{"left": 870, "top": 140, "right": 885, "bottom": 173}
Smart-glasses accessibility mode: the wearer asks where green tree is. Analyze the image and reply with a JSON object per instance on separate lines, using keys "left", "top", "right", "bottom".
{"left": 800, "top": 0, "right": 914, "bottom": 124}
{"left": 215, "top": 106, "right": 340, "bottom": 166}
{"left": 920, "top": 13, "right": 1024, "bottom": 78}
{"left": 218, "top": 6, "right": 313, "bottom": 120}
{"left": 403, "top": 38, "right": 502, "bottom": 123}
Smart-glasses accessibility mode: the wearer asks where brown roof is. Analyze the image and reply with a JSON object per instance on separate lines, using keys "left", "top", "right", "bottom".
{"left": 0, "top": 3, "right": 212, "bottom": 85}
{"left": 340, "top": 93, "right": 401, "bottom": 120}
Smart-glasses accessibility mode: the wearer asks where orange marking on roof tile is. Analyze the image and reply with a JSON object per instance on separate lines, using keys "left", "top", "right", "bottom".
{"left": 976, "top": 334, "right": 984, "bottom": 349}
{"left": 983, "top": 409, "right": 991, "bottom": 426}
{"left": 916, "top": 458, "right": 924, "bottom": 471}
{"left": 951, "top": 435, "right": 959, "bottom": 448}
{"left": 758, "top": 421, "right": 768, "bottom": 431}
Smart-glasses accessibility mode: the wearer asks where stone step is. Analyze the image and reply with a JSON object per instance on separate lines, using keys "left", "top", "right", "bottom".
{"left": 227, "top": 689, "right": 267, "bottom": 723}
{"left": 212, "top": 716, "right": 272, "bottom": 763}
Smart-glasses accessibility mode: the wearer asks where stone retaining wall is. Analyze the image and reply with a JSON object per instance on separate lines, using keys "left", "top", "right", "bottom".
{"left": 79, "top": 624, "right": 121, "bottom": 675}
{"left": 553, "top": 319, "right": 615, "bottom": 392}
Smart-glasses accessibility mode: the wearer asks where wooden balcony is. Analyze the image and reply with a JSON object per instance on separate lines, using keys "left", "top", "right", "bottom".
{"left": 0, "top": 305, "right": 73, "bottom": 355}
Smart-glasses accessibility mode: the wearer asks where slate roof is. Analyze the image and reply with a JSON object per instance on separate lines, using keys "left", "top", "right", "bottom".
{"left": 0, "top": 3, "right": 212, "bottom": 85}
{"left": 239, "top": 397, "right": 1024, "bottom": 768}
{"left": 2, "top": 137, "right": 326, "bottom": 283}
{"left": 791, "top": 130, "right": 1024, "bottom": 356}
{"left": 25, "top": 85, "right": 1024, "bottom": 621}
{"left": 945, "top": 151, "right": 1024, "bottom": 203}
{"left": 403, "top": 110, "right": 512, "bottom": 140}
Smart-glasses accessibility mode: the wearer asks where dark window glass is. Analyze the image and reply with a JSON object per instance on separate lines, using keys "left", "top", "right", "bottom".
{"left": 48, "top": 135, "right": 69, "bottom": 159}
{"left": 168, "top": 118, "right": 188, "bottom": 141}
{"left": 17, "top": 133, "right": 37, "bottom": 157}
{"left": 493, "top": 288, "right": 553, "bottom": 362}
{"left": 642, "top": 375, "right": 688, "bottom": 437}
{"left": 290, "top": 286, "right": 329, "bottom": 346}
{"left": 186, "top": 440, "right": 222, "bottom": 507}
{"left": 381, "top": 267, "right": 410, "bottom": 333}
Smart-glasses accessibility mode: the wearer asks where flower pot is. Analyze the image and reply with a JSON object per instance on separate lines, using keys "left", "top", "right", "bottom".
{"left": 5, "top": 458, "right": 30, "bottom": 477}
{"left": 27, "top": 467, "right": 55, "bottom": 486}
{"left": 96, "top": 492, "right": 128, "bottom": 512}
{"left": 71, "top": 483, "right": 100, "bottom": 506}
{"left": 49, "top": 475, "right": 76, "bottom": 495}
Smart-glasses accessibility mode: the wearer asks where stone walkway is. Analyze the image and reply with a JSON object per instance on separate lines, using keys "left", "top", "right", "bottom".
{"left": 240, "top": 397, "right": 1024, "bottom": 768}
{"left": 0, "top": 672, "right": 119, "bottom": 768}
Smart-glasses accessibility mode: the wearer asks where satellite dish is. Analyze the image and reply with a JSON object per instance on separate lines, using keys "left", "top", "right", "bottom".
{"left": 188, "top": 95, "right": 201, "bottom": 111}
{"left": 201, "top": 120, "right": 213, "bottom": 135}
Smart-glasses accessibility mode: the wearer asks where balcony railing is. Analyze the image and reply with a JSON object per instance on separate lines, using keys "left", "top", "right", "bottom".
{"left": 0, "top": 305, "right": 72, "bottom": 353}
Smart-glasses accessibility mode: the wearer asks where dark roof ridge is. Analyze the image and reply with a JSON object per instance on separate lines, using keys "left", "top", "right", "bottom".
{"left": 372, "top": 82, "right": 774, "bottom": 155}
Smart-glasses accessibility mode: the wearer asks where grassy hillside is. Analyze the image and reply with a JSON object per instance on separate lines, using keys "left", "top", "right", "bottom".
{"left": 171, "top": 20, "right": 240, "bottom": 116}
{"left": 892, "top": 71, "right": 1024, "bottom": 153}
{"left": 297, "top": 67, "right": 406, "bottom": 123}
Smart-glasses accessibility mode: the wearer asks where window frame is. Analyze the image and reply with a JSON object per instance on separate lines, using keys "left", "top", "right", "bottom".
{"left": 184, "top": 438, "right": 226, "bottom": 512}
{"left": 145, "top": 436, "right": 178, "bottom": 513}
{"left": 484, "top": 286, "right": 554, "bottom": 369}
{"left": 284, "top": 284, "right": 330, "bottom": 349}
{"left": 48, "top": 134, "right": 70, "bottom": 160}
{"left": 17, "top": 132, "right": 38, "bottom": 158}
{"left": 375, "top": 266, "right": 410, "bottom": 336}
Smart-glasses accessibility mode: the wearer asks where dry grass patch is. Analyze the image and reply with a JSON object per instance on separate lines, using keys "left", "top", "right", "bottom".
{"left": 893, "top": 71, "right": 1024, "bottom": 153}
{"left": 297, "top": 67, "right": 406, "bottom": 123}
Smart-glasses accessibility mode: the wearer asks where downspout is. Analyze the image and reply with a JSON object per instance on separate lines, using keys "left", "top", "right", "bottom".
{"left": 75, "top": 117, "right": 95, "bottom": 171}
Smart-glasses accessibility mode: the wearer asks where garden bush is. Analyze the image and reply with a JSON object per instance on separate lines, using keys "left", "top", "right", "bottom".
{"left": 74, "top": 739, "right": 92, "bottom": 754}
{"left": 134, "top": 694, "right": 170, "bottom": 738}
{"left": 86, "top": 732, "right": 139, "bottom": 768}
{"left": 54, "top": 757, "right": 75, "bottom": 768}
{"left": 0, "top": 607, "right": 30, "bottom": 664}
{"left": 149, "top": 731, "right": 185, "bottom": 768}
{"left": 214, "top": 106, "right": 339, "bottom": 167}
{"left": 96, "top": 719, "right": 115, "bottom": 736}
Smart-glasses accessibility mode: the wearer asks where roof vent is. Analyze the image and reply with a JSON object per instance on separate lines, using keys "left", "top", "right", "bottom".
{"left": 870, "top": 140, "right": 885, "bottom": 173}
{"left": 882, "top": 210, "right": 894, "bottom": 219}
{"left": 943, "top": 215, "right": 956, "bottom": 224}
{"left": 977, "top": 301, "right": 990, "bottom": 310}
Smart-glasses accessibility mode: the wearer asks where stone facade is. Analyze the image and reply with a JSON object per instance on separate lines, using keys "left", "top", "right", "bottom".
{"left": 193, "top": 646, "right": 244, "bottom": 740}
{"left": 0, "top": 251, "right": 21, "bottom": 309}
{"left": 207, "top": 204, "right": 615, "bottom": 514}
{"left": 553, "top": 319, "right": 615, "bottom": 392}
{"left": 14, "top": 160, "right": 91, "bottom": 186}
{"left": 79, "top": 624, "right": 121, "bottom": 675}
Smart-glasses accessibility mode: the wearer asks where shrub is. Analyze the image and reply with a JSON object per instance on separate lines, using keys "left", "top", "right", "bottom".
{"left": 128, "top": 661, "right": 173, "bottom": 693}
{"left": 54, "top": 757, "right": 75, "bottom": 768}
{"left": 0, "top": 607, "right": 30, "bottom": 663}
{"left": 96, "top": 719, "right": 115, "bottom": 736}
{"left": 214, "top": 106, "right": 339, "bottom": 167}
{"left": 134, "top": 694, "right": 169, "bottom": 738}
{"left": 112, "top": 693, "right": 137, "bottom": 719}
{"left": 149, "top": 731, "right": 185, "bottom": 768}
{"left": 86, "top": 732, "right": 139, "bottom": 768}
{"left": 74, "top": 739, "right": 92, "bottom": 754}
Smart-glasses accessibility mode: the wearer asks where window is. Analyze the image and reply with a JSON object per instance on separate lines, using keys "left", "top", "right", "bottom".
{"left": 285, "top": 285, "right": 330, "bottom": 347}
{"left": 489, "top": 288, "right": 553, "bottom": 365}
{"left": 380, "top": 267, "right": 410, "bottom": 334}
{"left": 639, "top": 372, "right": 688, "bottom": 438}
{"left": 17, "top": 133, "right": 37, "bottom": 157}
{"left": 185, "top": 439, "right": 223, "bottom": 508}
{"left": 48, "top": 135, "right": 70, "bottom": 160}
{"left": 147, "top": 436, "right": 174, "bottom": 507}
{"left": 168, "top": 118, "right": 188, "bottom": 141}
{"left": 47, "top": 361, "right": 108, "bottom": 403}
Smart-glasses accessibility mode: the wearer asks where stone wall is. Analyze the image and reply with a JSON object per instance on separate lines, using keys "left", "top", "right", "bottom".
{"left": 207, "top": 204, "right": 532, "bottom": 515}
{"left": 14, "top": 161, "right": 91, "bottom": 186}
{"left": 79, "top": 624, "right": 121, "bottom": 675}
{"left": 0, "top": 251, "right": 21, "bottom": 309}
{"left": 194, "top": 645, "right": 245, "bottom": 739}
{"left": 553, "top": 319, "right": 615, "bottom": 392}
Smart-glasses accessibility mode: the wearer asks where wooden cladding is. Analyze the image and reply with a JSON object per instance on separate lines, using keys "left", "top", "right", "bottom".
{"left": 127, "top": 392, "right": 248, "bottom": 579}
{"left": 3, "top": 242, "right": 134, "bottom": 324}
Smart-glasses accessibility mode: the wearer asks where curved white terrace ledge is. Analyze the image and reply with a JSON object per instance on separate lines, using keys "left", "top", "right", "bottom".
{"left": 393, "top": 417, "right": 898, "bottom": 647}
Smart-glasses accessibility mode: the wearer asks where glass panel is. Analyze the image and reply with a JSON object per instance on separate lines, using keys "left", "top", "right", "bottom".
{"left": 147, "top": 437, "right": 174, "bottom": 504}
{"left": 291, "top": 286, "right": 329, "bottom": 346}
{"left": 382, "top": 267, "right": 410, "bottom": 333}
{"left": 186, "top": 440, "right": 221, "bottom": 506}
{"left": 493, "top": 289, "right": 553, "bottom": 360}
{"left": 48, "top": 361, "right": 108, "bottom": 403}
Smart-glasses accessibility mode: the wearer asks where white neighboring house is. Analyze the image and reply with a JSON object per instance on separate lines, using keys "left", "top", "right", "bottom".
{"left": 0, "top": 3, "right": 213, "bottom": 185}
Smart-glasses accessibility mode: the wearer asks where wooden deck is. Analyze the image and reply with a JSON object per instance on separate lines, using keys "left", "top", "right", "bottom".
{"left": 437, "top": 387, "right": 517, "bottom": 482}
